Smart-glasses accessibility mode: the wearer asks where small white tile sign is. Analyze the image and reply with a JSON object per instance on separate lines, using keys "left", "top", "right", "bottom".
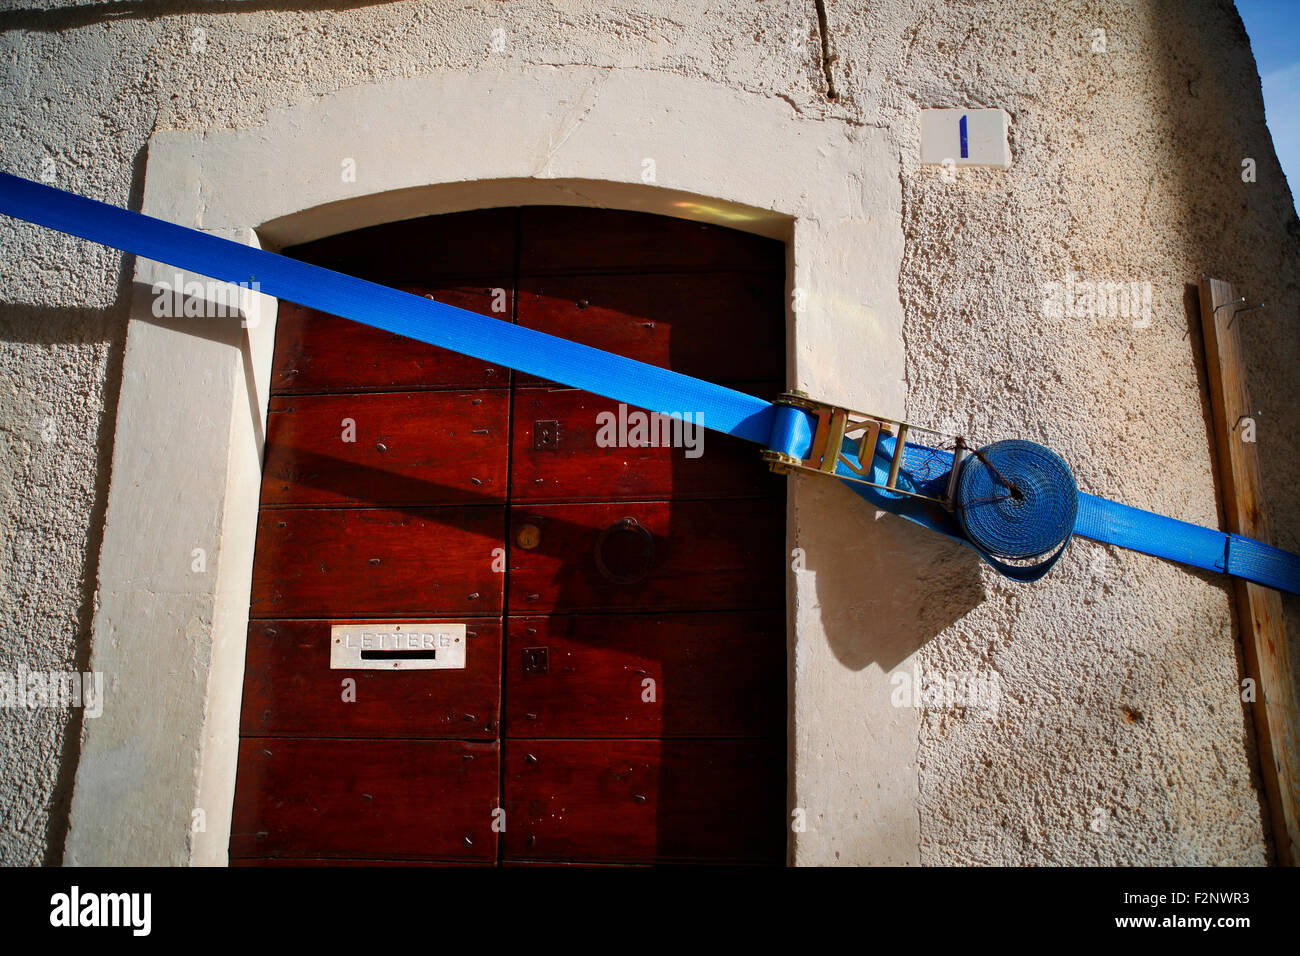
{"left": 920, "top": 108, "right": 1011, "bottom": 168}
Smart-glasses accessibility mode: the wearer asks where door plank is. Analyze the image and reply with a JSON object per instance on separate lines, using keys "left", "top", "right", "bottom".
{"left": 262, "top": 391, "right": 509, "bottom": 507}
{"left": 250, "top": 506, "right": 504, "bottom": 618}
{"left": 284, "top": 207, "right": 518, "bottom": 281}
{"left": 515, "top": 272, "right": 785, "bottom": 385}
{"left": 230, "top": 738, "right": 499, "bottom": 862}
{"left": 270, "top": 283, "right": 513, "bottom": 395}
{"left": 519, "top": 206, "right": 783, "bottom": 275}
{"left": 233, "top": 858, "right": 492, "bottom": 866}
{"left": 241, "top": 619, "right": 501, "bottom": 739}
{"left": 507, "top": 499, "right": 784, "bottom": 613}
{"left": 506, "top": 612, "right": 784, "bottom": 738}
{"left": 511, "top": 388, "right": 782, "bottom": 503}
{"left": 501, "top": 739, "right": 784, "bottom": 864}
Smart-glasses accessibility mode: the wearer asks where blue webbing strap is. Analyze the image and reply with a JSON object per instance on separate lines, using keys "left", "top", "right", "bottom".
{"left": 1, "top": 170, "right": 1297, "bottom": 595}
{"left": 0, "top": 172, "right": 778, "bottom": 445}
{"left": 846, "top": 433, "right": 1300, "bottom": 593}
{"left": 1076, "top": 493, "right": 1300, "bottom": 590}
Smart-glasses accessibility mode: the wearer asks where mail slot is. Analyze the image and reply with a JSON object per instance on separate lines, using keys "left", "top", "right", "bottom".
{"left": 330, "top": 622, "right": 467, "bottom": 670}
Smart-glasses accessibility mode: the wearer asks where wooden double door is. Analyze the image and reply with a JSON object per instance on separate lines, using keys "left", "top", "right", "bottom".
{"left": 229, "top": 206, "right": 788, "bottom": 865}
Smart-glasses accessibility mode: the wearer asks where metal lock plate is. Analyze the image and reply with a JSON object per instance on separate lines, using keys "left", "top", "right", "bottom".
{"left": 534, "top": 420, "right": 559, "bottom": 450}
{"left": 330, "top": 622, "right": 467, "bottom": 670}
{"left": 522, "top": 646, "right": 549, "bottom": 675}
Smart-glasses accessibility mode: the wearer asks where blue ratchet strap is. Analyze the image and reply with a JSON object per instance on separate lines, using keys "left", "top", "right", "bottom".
{"left": 828, "top": 433, "right": 1074, "bottom": 583}
{"left": 1, "top": 170, "right": 1297, "bottom": 595}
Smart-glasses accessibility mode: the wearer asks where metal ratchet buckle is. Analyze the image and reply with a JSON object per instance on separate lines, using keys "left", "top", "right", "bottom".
{"left": 760, "top": 390, "right": 960, "bottom": 507}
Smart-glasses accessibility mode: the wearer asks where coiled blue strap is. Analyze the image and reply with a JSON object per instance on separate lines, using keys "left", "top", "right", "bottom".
{"left": 812, "top": 434, "right": 1073, "bottom": 582}
{"left": 809, "top": 430, "right": 1300, "bottom": 593}
{"left": 1, "top": 170, "right": 1297, "bottom": 594}
{"left": 953, "top": 440, "right": 1078, "bottom": 582}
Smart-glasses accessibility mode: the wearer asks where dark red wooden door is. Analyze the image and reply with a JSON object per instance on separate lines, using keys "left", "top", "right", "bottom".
{"left": 229, "top": 207, "right": 787, "bottom": 866}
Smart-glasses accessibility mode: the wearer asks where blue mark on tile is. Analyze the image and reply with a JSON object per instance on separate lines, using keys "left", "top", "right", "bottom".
{"left": 959, "top": 114, "right": 969, "bottom": 159}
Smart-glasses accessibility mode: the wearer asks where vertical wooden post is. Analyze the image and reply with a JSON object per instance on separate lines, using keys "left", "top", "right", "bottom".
{"left": 1198, "top": 275, "right": 1299, "bottom": 865}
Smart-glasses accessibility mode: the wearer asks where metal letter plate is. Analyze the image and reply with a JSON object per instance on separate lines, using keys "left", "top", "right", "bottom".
{"left": 330, "top": 622, "right": 467, "bottom": 670}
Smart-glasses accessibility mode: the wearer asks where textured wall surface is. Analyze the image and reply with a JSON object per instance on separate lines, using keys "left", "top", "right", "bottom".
{"left": 873, "top": 0, "right": 1297, "bottom": 866}
{"left": 0, "top": 0, "right": 1294, "bottom": 865}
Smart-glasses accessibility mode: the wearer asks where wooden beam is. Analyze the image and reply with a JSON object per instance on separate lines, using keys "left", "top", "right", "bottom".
{"left": 1198, "top": 275, "right": 1300, "bottom": 865}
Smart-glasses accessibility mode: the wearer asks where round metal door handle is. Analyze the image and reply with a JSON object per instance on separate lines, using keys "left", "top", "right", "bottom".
{"left": 593, "top": 516, "right": 655, "bottom": 584}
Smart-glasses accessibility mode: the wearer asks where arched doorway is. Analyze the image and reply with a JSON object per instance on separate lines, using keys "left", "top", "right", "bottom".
{"left": 228, "top": 206, "right": 788, "bottom": 865}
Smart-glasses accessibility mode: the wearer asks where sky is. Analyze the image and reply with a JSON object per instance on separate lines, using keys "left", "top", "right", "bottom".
{"left": 1237, "top": 0, "right": 1300, "bottom": 210}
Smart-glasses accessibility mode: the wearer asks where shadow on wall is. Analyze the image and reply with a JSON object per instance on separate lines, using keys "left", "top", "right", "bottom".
{"left": 798, "top": 475, "right": 985, "bottom": 674}
{"left": 0, "top": 0, "right": 402, "bottom": 33}
{"left": 0, "top": 310, "right": 125, "bottom": 867}
{"left": 0, "top": 304, "right": 118, "bottom": 344}
{"left": 131, "top": 281, "right": 269, "bottom": 461}
{"left": 0, "top": 300, "right": 121, "bottom": 864}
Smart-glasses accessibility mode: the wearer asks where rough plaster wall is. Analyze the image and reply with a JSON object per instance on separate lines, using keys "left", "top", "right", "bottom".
{"left": 833, "top": 0, "right": 1295, "bottom": 864}
{"left": 0, "top": 16, "right": 140, "bottom": 864}
{"left": 0, "top": 0, "right": 1292, "bottom": 865}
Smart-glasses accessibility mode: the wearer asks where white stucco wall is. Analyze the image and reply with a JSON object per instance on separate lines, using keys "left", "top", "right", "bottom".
{"left": 0, "top": 0, "right": 1294, "bottom": 865}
